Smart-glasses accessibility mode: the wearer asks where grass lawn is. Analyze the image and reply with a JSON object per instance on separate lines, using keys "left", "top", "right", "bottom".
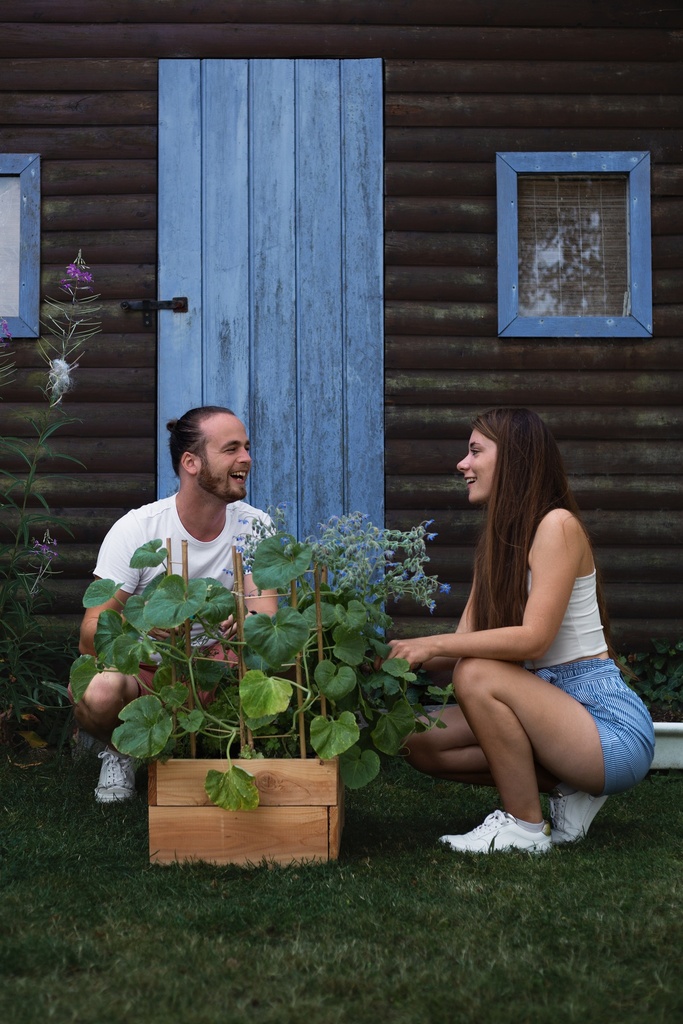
{"left": 1, "top": 747, "right": 682, "bottom": 1024}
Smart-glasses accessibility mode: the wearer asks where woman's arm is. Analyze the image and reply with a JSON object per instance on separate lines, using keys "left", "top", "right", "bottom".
{"left": 385, "top": 510, "right": 588, "bottom": 668}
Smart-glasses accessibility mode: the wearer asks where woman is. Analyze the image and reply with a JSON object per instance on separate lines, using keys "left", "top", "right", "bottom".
{"left": 385, "top": 408, "right": 654, "bottom": 854}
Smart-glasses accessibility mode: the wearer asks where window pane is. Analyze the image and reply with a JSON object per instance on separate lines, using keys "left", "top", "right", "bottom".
{"left": 517, "top": 176, "right": 628, "bottom": 318}
{"left": 0, "top": 176, "right": 21, "bottom": 316}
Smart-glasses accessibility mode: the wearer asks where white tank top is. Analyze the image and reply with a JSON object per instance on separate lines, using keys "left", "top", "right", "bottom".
{"left": 526, "top": 569, "right": 607, "bottom": 670}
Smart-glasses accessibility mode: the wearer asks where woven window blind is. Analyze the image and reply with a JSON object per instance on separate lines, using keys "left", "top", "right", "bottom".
{"left": 517, "top": 176, "right": 629, "bottom": 318}
{"left": 0, "top": 176, "right": 21, "bottom": 316}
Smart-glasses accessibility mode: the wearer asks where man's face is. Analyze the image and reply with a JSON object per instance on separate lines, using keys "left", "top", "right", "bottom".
{"left": 194, "top": 413, "right": 252, "bottom": 504}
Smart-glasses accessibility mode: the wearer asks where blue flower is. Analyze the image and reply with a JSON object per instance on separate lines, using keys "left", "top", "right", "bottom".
{"left": 439, "top": 583, "right": 451, "bottom": 594}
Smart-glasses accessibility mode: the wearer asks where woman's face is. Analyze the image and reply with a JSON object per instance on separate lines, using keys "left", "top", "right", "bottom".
{"left": 457, "top": 429, "right": 498, "bottom": 505}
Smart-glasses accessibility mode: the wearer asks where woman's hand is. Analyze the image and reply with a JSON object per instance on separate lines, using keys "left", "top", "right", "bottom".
{"left": 377, "top": 636, "right": 436, "bottom": 671}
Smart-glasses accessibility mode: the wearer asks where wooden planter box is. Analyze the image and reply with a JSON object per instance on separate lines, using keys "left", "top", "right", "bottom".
{"left": 148, "top": 757, "right": 343, "bottom": 866}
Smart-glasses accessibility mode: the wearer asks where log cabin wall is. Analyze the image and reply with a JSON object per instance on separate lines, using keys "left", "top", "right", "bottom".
{"left": 0, "top": 2, "right": 681, "bottom": 650}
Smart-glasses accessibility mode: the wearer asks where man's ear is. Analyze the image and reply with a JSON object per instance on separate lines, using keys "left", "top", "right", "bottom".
{"left": 179, "top": 450, "right": 201, "bottom": 477}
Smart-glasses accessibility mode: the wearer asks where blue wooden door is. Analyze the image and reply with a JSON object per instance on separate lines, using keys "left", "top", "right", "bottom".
{"left": 157, "top": 59, "right": 384, "bottom": 541}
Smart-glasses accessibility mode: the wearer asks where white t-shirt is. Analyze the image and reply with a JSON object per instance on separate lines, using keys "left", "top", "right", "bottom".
{"left": 93, "top": 495, "right": 271, "bottom": 595}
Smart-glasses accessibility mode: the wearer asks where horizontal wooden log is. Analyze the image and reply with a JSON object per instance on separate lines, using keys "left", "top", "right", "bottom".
{"left": 387, "top": 474, "right": 683, "bottom": 510}
{"left": 42, "top": 159, "right": 157, "bottom": 196}
{"left": 386, "top": 128, "right": 683, "bottom": 164}
{"left": 386, "top": 93, "right": 683, "bottom": 129}
{"left": 11, "top": 366, "right": 155, "bottom": 401}
{"left": 385, "top": 337, "right": 683, "bottom": 373}
{"left": 385, "top": 403, "right": 683, "bottom": 439}
{"left": 385, "top": 301, "right": 682, "bottom": 338}
{"left": 8, "top": 1, "right": 683, "bottom": 30}
{"left": 653, "top": 235, "right": 683, "bottom": 268}
{"left": 428, "top": 546, "right": 683, "bottom": 584}
{"left": 387, "top": 376, "right": 683, "bottom": 414}
{"left": 386, "top": 161, "right": 683, "bottom": 199}
{"left": 4, "top": 25, "right": 683, "bottom": 61}
{"left": 0, "top": 126, "right": 155, "bottom": 160}
{"left": 0, "top": 511, "right": 131, "bottom": 547}
{"left": 1, "top": 91, "right": 156, "bottom": 125}
{"left": 386, "top": 509, "right": 683, "bottom": 546}
{"left": 386, "top": 440, "right": 682, "bottom": 476}
{"left": 0, "top": 58, "right": 157, "bottom": 89}
{"left": 42, "top": 230, "right": 157, "bottom": 263}
{"left": 9, "top": 336, "right": 155, "bottom": 370}
{"left": 1, "top": 437, "right": 154, "bottom": 473}
{"left": 43, "top": 196, "right": 157, "bottom": 230}
{"left": 384, "top": 197, "right": 683, "bottom": 237}
{"left": 0, "top": 402, "right": 154, "bottom": 436}
{"left": 385, "top": 59, "right": 683, "bottom": 94}
{"left": 6, "top": 474, "right": 155, "bottom": 508}
{"left": 388, "top": 614, "right": 681, "bottom": 651}
{"left": 39, "top": 266, "right": 156, "bottom": 301}
{"left": 386, "top": 267, "right": 496, "bottom": 302}
{"left": 386, "top": 231, "right": 495, "bottom": 267}
{"left": 385, "top": 197, "right": 496, "bottom": 233}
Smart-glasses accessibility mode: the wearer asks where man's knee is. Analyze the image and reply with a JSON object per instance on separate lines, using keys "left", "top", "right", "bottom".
{"left": 75, "top": 671, "right": 139, "bottom": 716}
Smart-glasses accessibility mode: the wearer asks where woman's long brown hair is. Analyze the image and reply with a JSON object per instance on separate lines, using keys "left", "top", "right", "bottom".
{"left": 468, "top": 408, "right": 615, "bottom": 655}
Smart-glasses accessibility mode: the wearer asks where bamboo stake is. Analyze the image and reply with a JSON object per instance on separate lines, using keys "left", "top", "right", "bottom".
{"left": 232, "top": 546, "right": 251, "bottom": 750}
{"left": 180, "top": 540, "right": 196, "bottom": 758}
{"left": 290, "top": 579, "right": 307, "bottom": 759}
{"left": 314, "top": 564, "right": 328, "bottom": 719}
{"left": 166, "top": 537, "right": 180, "bottom": 743}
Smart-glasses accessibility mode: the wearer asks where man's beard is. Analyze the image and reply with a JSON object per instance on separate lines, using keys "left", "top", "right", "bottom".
{"left": 196, "top": 458, "right": 246, "bottom": 503}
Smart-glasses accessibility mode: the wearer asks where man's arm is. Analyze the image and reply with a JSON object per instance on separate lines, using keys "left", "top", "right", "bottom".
{"left": 78, "top": 585, "right": 132, "bottom": 657}
{"left": 244, "top": 573, "right": 278, "bottom": 616}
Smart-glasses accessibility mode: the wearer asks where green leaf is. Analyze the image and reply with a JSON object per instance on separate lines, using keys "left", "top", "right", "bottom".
{"left": 314, "top": 660, "right": 357, "bottom": 702}
{"left": 332, "top": 626, "right": 366, "bottom": 666}
{"left": 158, "top": 682, "right": 192, "bottom": 709}
{"left": 93, "top": 609, "right": 128, "bottom": 664}
{"left": 250, "top": 535, "right": 313, "bottom": 590}
{"left": 129, "top": 539, "right": 167, "bottom": 568}
{"left": 205, "top": 765, "right": 260, "bottom": 811}
{"left": 370, "top": 699, "right": 417, "bottom": 755}
{"left": 244, "top": 607, "right": 309, "bottom": 668}
{"left": 176, "top": 708, "right": 205, "bottom": 733}
{"left": 121, "top": 593, "right": 149, "bottom": 633}
{"left": 69, "top": 655, "right": 98, "bottom": 703}
{"left": 335, "top": 599, "right": 367, "bottom": 630}
{"left": 111, "top": 695, "right": 173, "bottom": 758}
{"left": 197, "top": 581, "right": 236, "bottom": 625}
{"left": 309, "top": 711, "right": 359, "bottom": 759}
{"left": 239, "top": 669, "right": 293, "bottom": 718}
{"left": 381, "top": 657, "right": 413, "bottom": 679}
{"left": 83, "top": 578, "right": 121, "bottom": 608}
{"left": 111, "top": 633, "right": 153, "bottom": 676}
{"left": 339, "top": 745, "right": 381, "bottom": 789}
{"left": 142, "top": 575, "right": 208, "bottom": 629}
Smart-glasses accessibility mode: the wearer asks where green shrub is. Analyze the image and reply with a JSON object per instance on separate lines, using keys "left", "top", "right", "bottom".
{"left": 621, "top": 639, "right": 683, "bottom": 718}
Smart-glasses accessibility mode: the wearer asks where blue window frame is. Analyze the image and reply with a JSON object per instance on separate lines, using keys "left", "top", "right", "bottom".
{"left": 0, "top": 154, "right": 40, "bottom": 338}
{"left": 496, "top": 151, "right": 652, "bottom": 338}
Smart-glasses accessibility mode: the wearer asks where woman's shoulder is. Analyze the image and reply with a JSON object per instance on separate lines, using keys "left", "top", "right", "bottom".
{"left": 533, "top": 508, "right": 588, "bottom": 548}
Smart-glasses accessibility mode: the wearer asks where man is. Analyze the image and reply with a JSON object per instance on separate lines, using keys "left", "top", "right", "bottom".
{"left": 74, "top": 405, "right": 278, "bottom": 803}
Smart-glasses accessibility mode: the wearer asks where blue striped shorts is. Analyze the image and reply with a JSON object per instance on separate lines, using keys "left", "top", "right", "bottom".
{"left": 534, "top": 658, "right": 655, "bottom": 795}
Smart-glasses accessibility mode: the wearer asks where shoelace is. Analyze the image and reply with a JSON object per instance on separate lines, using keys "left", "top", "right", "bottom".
{"left": 471, "top": 810, "right": 509, "bottom": 834}
{"left": 98, "top": 749, "right": 131, "bottom": 787}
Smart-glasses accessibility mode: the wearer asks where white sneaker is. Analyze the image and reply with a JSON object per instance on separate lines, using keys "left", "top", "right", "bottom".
{"left": 549, "top": 789, "right": 608, "bottom": 844}
{"left": 95, "top": 748, "right": 136, "bottom": 803}
{"left": 440, "top": 810, "right": 552, "bottom": 854}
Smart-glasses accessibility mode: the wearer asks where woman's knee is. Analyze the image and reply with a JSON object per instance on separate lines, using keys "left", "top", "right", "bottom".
{"left": 452, "top": 657, "right": 492, "bottom": 702}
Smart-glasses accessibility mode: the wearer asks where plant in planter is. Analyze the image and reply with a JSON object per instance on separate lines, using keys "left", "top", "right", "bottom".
{"left": 620, "top": 640, "right": 683, "bottom": 772}
{"left": 70, "top": 513, "right": 451, "bottom": 863}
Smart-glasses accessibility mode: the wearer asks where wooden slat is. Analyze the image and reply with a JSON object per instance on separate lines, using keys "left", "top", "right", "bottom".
{"left": 386, "top": 127, "right": 683, "bottom": 163}
{"left": 386, "top": 231, "right": 495, "bottom": 267}
{"left": 0, "top": 402, "right": 153, "bottom": 435}
{"left": 1, "top": 438, "right": 154, "bottom": 473}
{"left": 385, "top": 369, "right": 681, "bottom": 405}
{"left": 386, "top": 474, "right": 683, "bottom": 510}
{"left": 41, "top": 230, "right": 157, "bottom": 263}
{"left": 9, "top": 474, "right": 155, "bottom": 508}
{"left": 384, "top": 337, "right": 683, "bottom": 373}
{"left": 385, "top": 59, "right": 683, "bottom": 94}
{"left": 1, "top": 92, "right": 156, "bottom": 124}
{"left": 152, "top": 758, "right": 339, "bottom": 807}
{"left": 430, "top": 547, "right": 683, "bottom": 584}
{"left": 385, "top": 404, "right": 683, "bottom": 437}
{"left": 0, "top": 58, "right": 158, "bottom": 89}
{"left": 6, "top": 1, "right": 683, "bottom": 29}
{"left": 39, "top": 267, "right": 156, "bottom": 301}
{"left": 11, "top": 366, "right": 155, "bottom": 400}
{"left": 0, "top": 126, "right": 155, "bottom": 159}
{"left": 387, "top": 509, "right": 683, "bottom": 546}
{"left": 386, "top": 439, "right": 682, "bottom": 475}
{"left": 3, "top": 25, "right": 683, "bottom": 61}
{"left": 42, "top": 196, "right": 156, "bottom": 230}
{"left": 386, "top": 93, "right": 683, "bottom": 129}
{"left": 1, "top": 510, "right": 132, "bottom": 544}
{"left": 42, "top": 160, "right": 157, "bottom": 196}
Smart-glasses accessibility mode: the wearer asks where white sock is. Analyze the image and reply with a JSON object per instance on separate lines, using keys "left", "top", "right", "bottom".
{"left": 513, "top": 816, "right": 546, "bottom": 833}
